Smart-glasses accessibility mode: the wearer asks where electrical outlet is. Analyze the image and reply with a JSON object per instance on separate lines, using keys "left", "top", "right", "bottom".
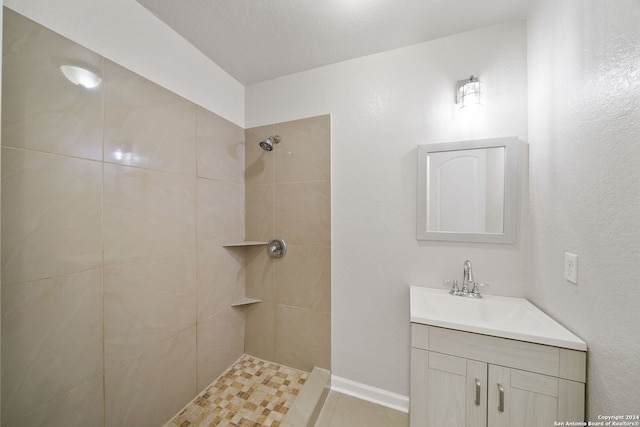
{"left": 565, "top": 252, "right": 578, "bottom": 284}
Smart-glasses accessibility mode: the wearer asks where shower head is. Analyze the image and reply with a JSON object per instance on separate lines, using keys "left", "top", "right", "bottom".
{"left": 259, "top": 135, "right": 281, "bottom": 151}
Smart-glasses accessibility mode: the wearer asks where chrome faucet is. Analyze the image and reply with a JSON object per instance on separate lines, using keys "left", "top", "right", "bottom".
{"left": 443, "top": 260, "right": 489, "bottom": 298}
{"left": 462, "top": 260, "right": 474, "bottom": 294}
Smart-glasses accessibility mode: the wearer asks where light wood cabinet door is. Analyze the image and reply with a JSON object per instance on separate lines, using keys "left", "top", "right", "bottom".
{"left": 488, "top": 366, "right": 558, "bottom": 427}
{"left": 410, "top": 349, "right": 487, "bottom": 427}
{"left": 426, "top": 356, "right": 467, "bottom": 427}
{"left": 410, "top": 348, "right": 429, "bottom": 427}
{"left": 466, "top": 359, "right": 488, "bottom": 427}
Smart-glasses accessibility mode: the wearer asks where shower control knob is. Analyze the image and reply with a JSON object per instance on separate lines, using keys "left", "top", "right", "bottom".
{"left": 267, "top": 237, "right": 287, "bottom": 258}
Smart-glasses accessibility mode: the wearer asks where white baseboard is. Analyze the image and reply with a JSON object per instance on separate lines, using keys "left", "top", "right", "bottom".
{"left": 330, "top": 375, "right": 409, "bottom": 413}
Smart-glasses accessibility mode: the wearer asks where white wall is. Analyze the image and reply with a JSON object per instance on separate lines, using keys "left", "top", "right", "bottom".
{"left": 4, "top": 0, "right": 245, "bottom": 127}
{"left": 247, "top": 21, "right": 529, "bottom": 397}
{"left": 527, "top": 0, "right": 640, "bottom": 417}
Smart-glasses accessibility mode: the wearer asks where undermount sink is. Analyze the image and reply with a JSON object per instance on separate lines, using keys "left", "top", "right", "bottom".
{"left": 410, "top": 286, "right": 586, "bottom": 351}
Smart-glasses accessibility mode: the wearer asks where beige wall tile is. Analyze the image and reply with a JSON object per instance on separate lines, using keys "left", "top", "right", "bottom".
{"left": 245, "top": 115, "right": 332, "bottom": 373}
{"left": 197, "top": 178, "right": 244, "bottom": 248}
{"left": 1, "top": 148, "right": 102, "bottom": 285}
{"left": 274, "top": 115, "right": 331, "bottom": 183}
{"left": 103, "top": 60, "right": 196, "bottom": 175}
{"left": 275, "top": 245, "right": 331, "bottom": 312}
{"left": 4, "top": 375, "right": 104, "bottom": 427}
{"left": 245, "top": 245, "right": 274, "bottom": 302}
{"left": 196, "top": 107, "right": 244, "bottom": 183}
{"left": 275, "top": 305, "right": 331, "bottom": 372}
{"left": 275, "top": 181, "right": 331, "bottom": 247}
{"left": 245, "top": 125, "right": 275, "bottom": 185}
{"left": 244, "top": 302, "right": 275, "bottom": 362}
{"left": 3, "top": 11, "right": 262, "bottom": 427}
{"left": 105, "top": 327, "right": 197, "bottom": 427}
{"left": 1, "top": 9, "right": 103, "bottom": 160}
{"left": 245, "top": 184, "right": 275, "bottom": 242}
{"left": 104, "top": 255, "right": 196, "bottom": 369}
{"left": 1, "top": 270, "right": 103, "bottom": 424}
{"left": 197, "top": 308, "right": 245, "bottom": 390}
{"left": 197, "top": 247, "right": 244, "bottom": 322}
{"left": 103, "top": 163, "right": 196, "bottom": 266}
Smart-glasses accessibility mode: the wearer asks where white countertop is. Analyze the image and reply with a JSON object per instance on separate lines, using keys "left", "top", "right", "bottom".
{"left": 410, "top": 286, "right": 587, "bottom": 351}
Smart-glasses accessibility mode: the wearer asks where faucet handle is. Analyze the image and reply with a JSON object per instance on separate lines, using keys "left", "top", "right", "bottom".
{"left": 443, "top": 279, "right": 460, "bottom": 295}
{"left": 471, "top": 282, "right": 489, "bottom": 294}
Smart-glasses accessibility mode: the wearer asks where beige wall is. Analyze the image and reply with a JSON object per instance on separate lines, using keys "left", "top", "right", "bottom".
{"left": 1, "top": 9, "right": 244, "bottom": 426}
{"left": 244, "top": 115, "right": 331, "bottom": 372}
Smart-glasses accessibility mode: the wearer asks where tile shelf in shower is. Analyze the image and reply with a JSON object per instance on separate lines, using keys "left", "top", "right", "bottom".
{"left": 223, "top": 242, "right": 266, "bottom": 309}
{"left": 222, "top": 241, "right": 268, "bottom": 247}
{"left": 230, "top": 297, "right": 261, "bottom": 307}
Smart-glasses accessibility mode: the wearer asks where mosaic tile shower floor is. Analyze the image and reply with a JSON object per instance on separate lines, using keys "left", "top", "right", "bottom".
{"left": 166, "top": 355, "right": 309, "bottom": 427}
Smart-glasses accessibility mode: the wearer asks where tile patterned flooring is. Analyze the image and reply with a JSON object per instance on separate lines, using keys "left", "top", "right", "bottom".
{"left": 166, "top": 355, "right": 308, "bottom": 427}
{"left": 165, "top": 354, "right": 408, "bottom": 427}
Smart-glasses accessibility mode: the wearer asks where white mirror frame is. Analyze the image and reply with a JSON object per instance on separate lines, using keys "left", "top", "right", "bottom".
{"left": 417, "top": 137, "right": 523, "bottom": 244}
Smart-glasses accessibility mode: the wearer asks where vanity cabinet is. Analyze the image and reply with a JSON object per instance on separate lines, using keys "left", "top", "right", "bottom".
{"left": 410, "top": 324, "right": 586, "bottom": 427}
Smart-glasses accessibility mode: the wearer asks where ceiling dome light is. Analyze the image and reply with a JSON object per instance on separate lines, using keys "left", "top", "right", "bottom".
{"left": 60, "top": 65, "right": 102, "bottom": 89}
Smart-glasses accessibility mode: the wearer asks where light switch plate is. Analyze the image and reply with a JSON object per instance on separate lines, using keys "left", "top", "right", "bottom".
{"left": 565, "top": 252, "right": 578, "bottom": 284}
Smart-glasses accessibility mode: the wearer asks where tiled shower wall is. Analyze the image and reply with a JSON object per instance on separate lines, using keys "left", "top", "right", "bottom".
{"left": 1, "top": 9, "right": 245, "bottom": 426}
{"left": 244, "top": 116, "right": 331, "bottom": 372}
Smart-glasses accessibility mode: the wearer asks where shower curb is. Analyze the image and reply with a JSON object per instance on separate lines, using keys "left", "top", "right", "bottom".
{"left": 281, "top": 367, "right": 331, "bottom": 427}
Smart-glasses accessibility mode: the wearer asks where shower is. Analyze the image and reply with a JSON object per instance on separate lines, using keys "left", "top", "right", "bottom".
{"left": 259, "top": 135, "right": 281, "bottom": 151}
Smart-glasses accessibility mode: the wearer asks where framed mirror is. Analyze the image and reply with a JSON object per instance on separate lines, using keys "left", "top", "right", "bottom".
{"left": 417, "top": 137, "right": 523, "bottom": 243}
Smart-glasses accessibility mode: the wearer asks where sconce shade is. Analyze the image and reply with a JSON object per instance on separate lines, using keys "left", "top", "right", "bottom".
{"left": 456, "top": 75, "right": 482, "bottom": 108}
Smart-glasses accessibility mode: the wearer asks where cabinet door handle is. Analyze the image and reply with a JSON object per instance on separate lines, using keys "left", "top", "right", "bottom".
{"left": 497, "top": 383, "right": 505, "bottom": 413}
{"left": 475, "top": 378, "right": 481, "bottom": 406}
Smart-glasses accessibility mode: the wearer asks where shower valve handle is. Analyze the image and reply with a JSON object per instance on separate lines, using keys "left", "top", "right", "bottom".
{"left": 267, "top": 237, "right": 287, "bottom": 258}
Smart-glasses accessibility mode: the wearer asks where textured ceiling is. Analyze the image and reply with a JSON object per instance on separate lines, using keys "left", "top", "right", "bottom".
{"left": 135, "top": 0, "right": 534, "bottom": 85}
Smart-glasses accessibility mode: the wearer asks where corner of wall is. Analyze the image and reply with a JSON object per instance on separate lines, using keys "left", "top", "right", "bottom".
{"left": 3, "top": 0, "right": 245, "bottom": 127}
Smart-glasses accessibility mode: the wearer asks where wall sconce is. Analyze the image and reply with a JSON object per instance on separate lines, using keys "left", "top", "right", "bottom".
{"left": 456, "top": 75, "right": 482, "bottom": 108}
{"left": 60, "top": 65, "right": 102, "bottom": 89}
